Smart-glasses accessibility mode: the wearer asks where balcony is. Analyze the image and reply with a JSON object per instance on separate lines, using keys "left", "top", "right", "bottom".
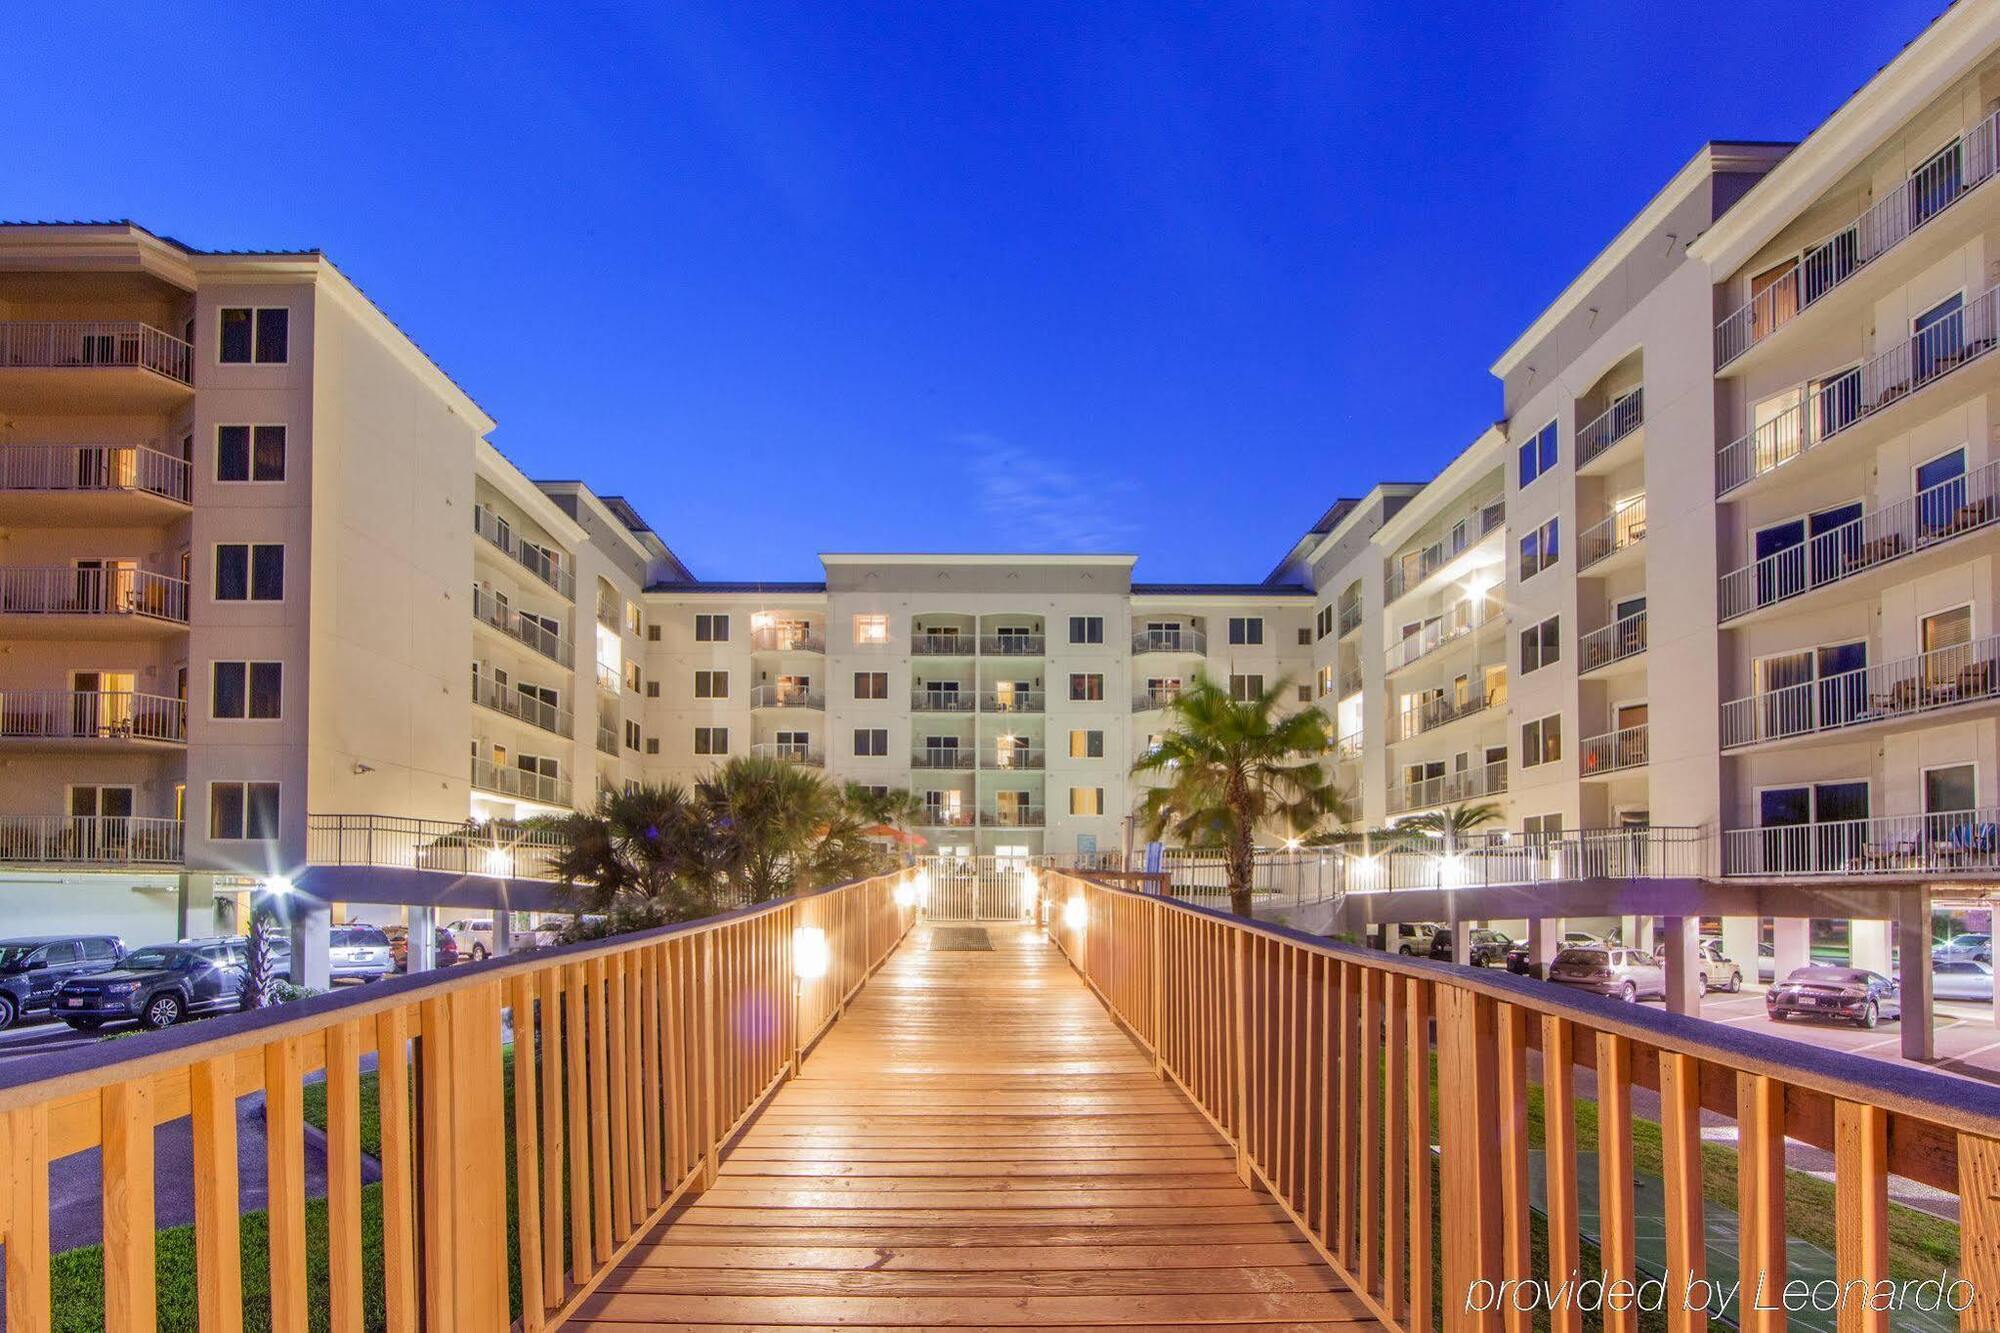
{"left": 1383, "top": 499, "right": 1505, "bottom": 605}
{"left": 1394, "top": 684, "right": 1502, "bottom": 741}
{"left": 1575, "top": 387, "right": 1643, "bottom": 471}
{"left": 471, "top": 757, "right": 572, "bottom": 808}
{"left": 1132, "top": 628, "right": 1206, "bottom": 655}
{"left": 1337, "top": 666, "right": 1362, "bottom": 697}
{"left": 1333, "top": 730, "right": 1363, "bottom": 761}
{"left": 470, "top": 673, "right": 571, "bottom": 738}
{"left": 594, "top": 662, "right": 620, "bottom": 694}
{"left": 1579, "top": 723, "right": 1648, "bottom": 777}
{"left": 750, "top": 626, "right": 825, "bottom": 654}
{"left": 750, "top": 742, "right": 824, "bottom": 767}
{"left": 0, "top": 321, "right": 194, "bottom": 407}
{"left": 1578, "top": 610, "right": 1647, "bottom": 675}
{"left": 1385, "top": 759, "right": 1507, "bottom": 817}
{"left": 910, "top": 632, "right": 974, "bottom": 656}
{"left": 1337, "top": 600, "right": 1362, "bottom": 637}
{"left": 1723, "top": 807, "right": 2000, "bottom": 878}
{"left": 910, "top": 688, "right": 974, "bottom": 713}
{"left": 750, "top": 684, "right": 824, "bottom": 711}
{"left": 0, "top": 567, "right": 188, "bottom": 636}
{"left": 1718, "top": 460, "right": 2000, "bottom": 623}
{"left": 1716, "top": 282, "right": 2000, "bottom": 498}
{"left": 1384, "top": 597, "right": 1500, "bottom": 674}
{"left": 980, "top": 749, "right": 1045, "bottom": 771}
{"left": 0, "top": 444, "right": 191, "bottom": 524}
{"left": 472, "top": 587, "right": 574, "bottom": 668}
{"left": 917, "top": 808, "right": 976, "bottom": 828}
{"left": 1577, "top": 497, "right": 1646, "bottom": 574}
{"left": 0, "top": 690, "right": 186, "bottom": 748}
{"left": 1720, "top": 634, "right": 2000, "bottom": 750}
{"left": 1132, "top": 688, "right": 1181, "bottom": 713}
{"left": 910, "top": 748, "right": 976, "bottom": 770}
{"left": 980, "top": 634, "right": 1046, "bottom": 657}
{"left": 472, "top": 509, "right": 574, "bottom": 601}
{"left": 981, "top": 690, "right": 1044, "bottom": 714}
{"left": 983, "top": 806, "right": 1046, "bottom": 828}
{"left": 1715, "top": 107, "right": 2000, "bottom": 369}
{"left": 596, "top": 724, "right": 617, "bottom": 757}
{"left": 0, "top": 814, "right": 184, "bottom": 867}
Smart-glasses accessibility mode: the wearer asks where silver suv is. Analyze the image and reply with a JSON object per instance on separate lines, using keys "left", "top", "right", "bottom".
{"left": 1548, "top": 946, "right": 1665, "bottom": 1002}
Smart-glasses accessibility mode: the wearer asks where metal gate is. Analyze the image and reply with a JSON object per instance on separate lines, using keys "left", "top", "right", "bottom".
{"left": 917, "top": 855, "right": 1039, "bottom": 922}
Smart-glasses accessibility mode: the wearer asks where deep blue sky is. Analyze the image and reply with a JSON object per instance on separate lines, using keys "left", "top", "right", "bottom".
{"left": 5, "top": 3, "right": 1944, "bottom": 581}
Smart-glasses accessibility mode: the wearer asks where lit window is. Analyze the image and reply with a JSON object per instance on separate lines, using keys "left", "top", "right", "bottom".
{"left": 854, "top": 614, "right": 889, "bottom": 645}
{"left": 1070, "top": 787, "right": 1104, "bottom": 816}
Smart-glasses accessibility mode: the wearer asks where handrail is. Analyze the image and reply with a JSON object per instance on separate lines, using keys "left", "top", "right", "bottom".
{"left": 979, "top": 748, "right": 1046, "bottom": 769}
{"left": 0, "top": 566, "right": 189, "bottom": 623}
{"left": 1721, "top": 632, "right": 2000, "bottom": 748}
{"left": 1724, "top": 806, "right": 2000, "bottom": 877}
{"left": 472, "top": 507, "right": 575, "bottom": 601}
{"left": 909, "top": 748, "right": 976, "bottom": 769}
{"left": 909, "top": 632, "right": 974, "bottom": 655}
{"left": 1384, "top": 498, "right": 1505, "bottom": 603}
{"left": 979, "top": 634, "right": 1046, "bottom": 656}
{"left": 0, "top": 320, "right": 194, "bottom": 384}
{"left": 0, "top": 689, "right": 186, "bottom": 743}
{"left": 471, "top": 756, "right": 572, "bottom": 808}
{"left": 0, "top": 814, "right": 183, "bottom": 866}
{"left": 1132, "top": 628, "right": 1207, "bottom": 654}
{"left": 1132, "top": 687, "right": 1182, "bottom": 712}
{"left": 1575, "top": 385, "right": 1643, "bottom": 467}
{"left": 1715, "top": 105, "right": 2000, "bottom": 366}
{"left": 748, "top": 741, "right": 824, "bottom": 766}
{"left": 471, "top": 671, "right": 572, "bottom": 737}
{"left": 1579, "top": 721, "right": 1649, "bottom": 775}
{"left": 1384, "top": 595, "right": 1499, "bottom": 673}
{"left": 1576, "top": 495, "right": 1646, "bottom": 572}
{"left": 0, "top": 443, "right": 191, "bottom": 504}
{"left": 1578, "top": 608, "right": 1646, "bottom": 673}
{"left": 596, "top": 723, "right": 619, "bottom": 756}
{"left": 748, "top": 684, "right": 824, "bottom": 710}
{"left": 980, "top": 689, "right": 1045, "bottom": 713}
{"left": 1043, "top": 868, "right": 2000, "bottom": 1330}
{"left": 0, "top": 867, "right": 916, "bottom": 1333}
{"left": 909, "top": 688, "right": 974, "bottom": 712}
{"left": 983, "top": 806, "right": 1046, "bottom": 827}
{"left": 748, "top": 626, "right": 825, "bottom": 653}
{"left": 1394, "top": 681, "right": 1503, "bottom": 740}
{"left": 1384, "top": 758, "right": 1507, "bottom": 815}
{"left": 472, "top": 586, "right": 575, "bottom": 668}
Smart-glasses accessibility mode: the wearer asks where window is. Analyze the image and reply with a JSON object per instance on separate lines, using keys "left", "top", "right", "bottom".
{"left": 648, "top": 624, "right": 662, "bottom": 642}
{"left": 1069, "top": 673, "right": 1104, "bottom": 701}
{"left": 1925, "top": 764, "right": 1976, "bottom": 814}
{"left": 1521, "top": 714, "right": 1562, "bottom": 767}
{"left": 210, "top": 781, "right": 280, "bottom": 840}
{"left": 216, "top": 425, "right": 286, "bottom": 482}
{"left": 1316, "top": 606, "right": 1335, "bottom": 640}
{"left": 219, "top": 307, "right": 288, "bottom": 364}
{"left": 1522, "top": 813, "right": 1563, "bottom": 840}
{"left": 854, "top": 671, "right": 889, "bottom": 700}
{"left": 694, "top": 613, "right": 729, "bottom": 642}
{"left": 693, "top": 670, "right": 728, "bottom": 699}
{"left": 1296, "top": 684, "right": 1312, "bottom": 703}
{"left": 1230, "top": 674, "right": 1264, "bottom": 700}
{"left": 1068, "top": 615, "right": 1104, "bottom": 644}
{"left": 626, "top": 604, "right": 642, "bottom": 636}
{"left": 1317, "top": 665, "right": 1336, "bottom": 697}
{"left": 624, "top": 720, "right": 641, "bottom": 751}
{"left": 1228, "top": 617, "right": 1264, "bottom": 645}
{"left": 853, "top": 614, "right": 889, "bottom": 645}
{"left": 1520, "top": 616, "right": 1561, "bottom": 673}
{"left": 215, "top": 543, "right": 284, "bottom": 601}
{"left": 624, "top": 661, "right": 641, "bottom": 692}
{"left": 212, "top": 661, "right": 282, "bottom": 719}
{"left": 1518, "top": 419, "right": 1558, "bottom": 487}
{"left": 694, "top": 726, "right": 729, "bottom": 755}
{"left": 1070, "top": 787, "right": 1104, "bottom": 816}
{"left": 1068, "top": 729, "right": 1103, "bottom": 759}
{"left": 646, "top": 681, "right": 660, "bottom": 699}
{"left": 1519, "top": 518, "right": 1559, "bottom": 580}
{"left": 854, "top": 728, "right": 889, "bottom": 757}
{"left": 1297, "top": 626, "right": 1311, "bottom": 646}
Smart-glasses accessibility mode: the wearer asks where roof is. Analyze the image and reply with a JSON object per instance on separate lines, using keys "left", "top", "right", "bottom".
{"left": 1132, "top": 582, "right": 1313, "bottom": 597}
{"left": 644, "top": 580, "right": 828, "bottom": 595}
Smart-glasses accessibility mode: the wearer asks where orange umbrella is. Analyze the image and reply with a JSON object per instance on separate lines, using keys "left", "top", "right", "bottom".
{"left": 862, "top": 824, "right": 929, "bottom": 847}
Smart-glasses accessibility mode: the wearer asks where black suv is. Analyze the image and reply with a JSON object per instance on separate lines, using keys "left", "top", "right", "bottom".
{"left": 53, "top": 940, "right": 251, "bottom": 1031}
{"left": 0, "top": 935, "right": 125, "bottom": 1028}
{"left": 1428, "top": 927, "right": 1515, "bottom": 967}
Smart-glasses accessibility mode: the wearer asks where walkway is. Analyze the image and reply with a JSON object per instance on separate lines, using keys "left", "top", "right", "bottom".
{"left": 569, "top": 921, "right": 1376, "bottom": 1328}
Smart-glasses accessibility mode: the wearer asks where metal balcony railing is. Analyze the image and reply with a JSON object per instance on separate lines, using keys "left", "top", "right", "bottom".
{"left": 1132, "top": 688, "right": 1181, "bottom": 712}
{"left": 0, "top": 690, "right": 186, "bottom": 743}
{"left": 1578, "top": 610, "right": 1647, "bottom": 674}
{"left": 1384, "top": 759, "right": 1507, "bottom": 816}
{"left": 1721, "top": 634, "right": 2000, "bottom": 749}
{"left": 1577, "top": 496, "right": 1647, "bottom": 572}
{"left": 1384, "top": 500, "right": 1505, "bottom": 604}
{"left": 1716, "top": 283, "right": 2000, "bottom": 496}
{"left": 980, "top": 749, "right": 1045, "bottom": 770}
{"left": 1723, "top": 806, "right": 2000, "bottom": 878}
{"left": 749, "top": 742, "right": 824, "bottom": 767}
{"left": 1132, "top": 628, "right": 1206, "bottom": 654}
{"left": 0, "top": 814, "right": 184, "bottom": 866}
{"left": 749, "top": 626, "right": 825, "bottom": 653}
{"left": 909, "top": 632, "right": 974, "bottom": 655}
{"left": 595, "top": 662, "right": 620, "bottom": 694}
{"left": 472, "top": 587, "right": 574, "bottom": 668}
{"left": 1333, "top": 730, "right": 1363, "bottom": 760}
{"left": 918, "top": 808, "right": 976, "bottom": 827}
{"left": 1384, "top": 597, "right": 1499, "bottom": 673}
{"left": 910, "top": 689, "right": 974, "bottom": 713}
{"left": 749, "top": 685, "right": 824, "bottom": 710}
{"left": 0, "top": 320, "right": 193, "bottom": 384}
{"left": 982, "top": 807, "right": 1046, "bottom": 828}
{"left": 1719, "top": 459, "right": 2000, "bottom": 622}
{"left": 471, "top": 673, "right": 572, "bottom": 737}
{"left": 471, "top": 757, "right": 571, "bottom": 807}
{"left": 1715, "top": 107, "right": 2000, "bottom": 367}
{"left": 1337, "top": 667, "right": 1362, "bottom": 697}
{"left": 980, "top": 634, "right": 1046, "bottom": 656}
{"left": 1576, "top": 386, "right": 1644, "bottom": 467}
{"left": 596, "top": 724, "right": 618, "bottom": 756}
{"left": 909, "top": 748, "right": 976, "bottom": 770}
{"left": 472, "top": 508, "right": 574, "bottom": 601}
{"left": 981, "top": 690, "right": 1045, "bottom": 714}
{"left": 1394, "top": 684, "right": 1503, "bottom": 741}
{"left": 0, "top": 443, "right": 191, "bottom": 504}
{"left": 1579, "top": 723, "right": 1649, "bottom": 777}
{"left": 1336, "top": 599, "right": 1362, "bottom": 636}
{"left": 0, "top": 566, "right": 188, "bottom": 624}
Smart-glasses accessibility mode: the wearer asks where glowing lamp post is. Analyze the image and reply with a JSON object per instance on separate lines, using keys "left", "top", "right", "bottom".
{"left": 793, "top": 926, "right": 830, "bottom": 981}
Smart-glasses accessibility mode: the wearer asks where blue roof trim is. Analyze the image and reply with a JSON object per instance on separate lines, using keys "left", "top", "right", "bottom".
{"left": 645, "top": 580, "right": 827, "bottom": 594}
{"left": 1132, "top": 582, "right": 1314, "bottom": 597}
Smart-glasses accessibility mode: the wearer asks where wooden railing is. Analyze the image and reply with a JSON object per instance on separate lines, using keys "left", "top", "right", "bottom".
{"left": 1045, "top": 870, "right": 2000, "bottom": 1331}
{"left": 0, "top": 869, "right": 916, "bottom": 1333}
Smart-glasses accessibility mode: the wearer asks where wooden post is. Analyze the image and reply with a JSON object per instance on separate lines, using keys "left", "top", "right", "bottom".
{"left": 1496, "top": 1004, "right": 1532, "bottom": 1333}
{"left": 265, "top": 1036, "right": 308, "bottom": 1333}
{"left": 1659, "top": 1051, "right": 1708, "bottom": 1333}
{"left": 1230, "top": 928, "right": 1252, "bottom": 1185}
{"left": 1737, "top": 1072, "right": 1786, "bottom": 1332}
{"left": 699, "top": 929, "right": 721, "bottom": 1191}
{"left": 1541, "top": 1016, "right": 1581, "bottom": 1333}
{"left": 1406, "top": 978, "right": 1434, "bottom": 1333}
{"left": 374, "top": 1007, "right": 419, "bottom": 1333}
{"left": 1150, "top": 897, "right": 1165, "bottom": 1077}
{"left": 509, "top": 974, "right": 547, "bottom": 1332}
{"left": 100, "top": 1079, "right": 155, "bottom": 1333}
{"left": 1834, "top": 1102, "right": 1888, "bottom": 1333}
{"left": 326, "top": 1020, "right": 365, "bottom": 1333}
{"left": 190, "top": 1057, "right": 245, "bottom": 1333}
{"left": 1597, "top": 1032, "right": 1637, "bottom": 1333}
{"left": 1436, "top": 984, "right": 1501, "bottom": 1331}
{"left": 1956, "top": 1133, "right": 2000, "bottom": 1331}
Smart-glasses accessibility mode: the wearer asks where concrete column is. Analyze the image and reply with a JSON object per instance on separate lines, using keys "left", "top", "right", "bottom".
{"left": 1850, "top": 919, "right": 1892, "bottom": 976}
{"left": 492, "top": 912, "right": 514, "bottom": 958}
{"left": 1661, "top": 915, "right": 1702, "bottom": 1017}
{"left": 408, "top": 905, "right": 438, "bottom": 973}
{"left": 1619, "top": 915, "right": 1639, "bottom": 950}
{"left": 1529, "top": 917, "right": 1560, "bottom": 977}
{"left": 1899, "top": 888, "right": 1934, "bottom": 1060}
{"left": 176, "top": 872, "right": 220, "bottom": 940}
{"left": 1770, "top": 917, "right": 1811, "bottom": 980}
{"left": 1720, "top": 916, "right": 1760, "bottom": 985}
{"left": 289, "top": 903, "right": 331, "bottom": 990}
{"left": 1636, "top": 916, "right": 1657, "bottom": 956}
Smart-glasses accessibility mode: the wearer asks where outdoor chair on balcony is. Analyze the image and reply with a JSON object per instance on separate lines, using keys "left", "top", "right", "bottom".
{"left": 1959, "top": 660, "right": 1997, "bottom": 699}
{"left": 1870, "top": 678, "right": 1921, "bottom": 714}
{"left": 1847, "top": 532, "right": 1906, "bottom": 571}
{"left": 1935, "top": 823, "right": 2000, "bottom": 866}
{"left": 1849, "top": 838, "right": 1920, "bottom": 870}
{"left": 1930, "top": 496, "right": 1999, "bottom": 540}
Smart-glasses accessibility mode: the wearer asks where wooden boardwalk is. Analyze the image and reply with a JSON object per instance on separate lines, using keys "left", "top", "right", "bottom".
{"left": 568, "top": 921, "right": 1377, "bottom": 1329}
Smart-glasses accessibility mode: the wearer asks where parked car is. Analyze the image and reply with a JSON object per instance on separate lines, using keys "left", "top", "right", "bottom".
{"left": 1507, "top": 931, "right": 1611, "bottom": 977}
{"left": 1645, "top": 937, "right": 1744, "bottom": 993}
{"left": 1427, "top": 927, "right": 1514, "bottom": 967}
{"left": 386, "top": 925, "right": 460, "bottom": 972}
{"left": 329, "top": 924, "right": 393, "bottom": 982}
{"left": 444, "top": 918, "right": 497, "bottom": 961}
{"left": 1548, "top": 946, "right": 1666, "bottom": 1002}
{"left": 0, "top": 935, "right": 126, "bottom": 1029}
{"left": 1767, "top": 966, "right": 1901, "bottom": 1028}
{"left": 1934, "top": 933, "right": 1993, "bottom": 965}
{"left": 53, "top": 941, "right": 251, "bottom": 1030}
{"left": 1389, "top": 922, "right": 1443, "bottom": 956}
{"left": 1931, "top": 959, "right": 1994, "bottom": 1002}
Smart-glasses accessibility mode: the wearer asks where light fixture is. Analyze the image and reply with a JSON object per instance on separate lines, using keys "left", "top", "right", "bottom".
{"left": 1062, "top": 896, "right": 1088, "bottom": 932}
{"left": 263, "top": 875, "right": 295, "bottom": 898}
{"left": 893, "top": 881, "right": 917, "bottom": 909}
{"left": 793, "top": 926, "right": 830, "bottom": 980}
{"left": 484, "top": 847, "right": 511, "bottom": 877}
{"left": 1284, "top": 836, "right": 1302, "bottom": 852}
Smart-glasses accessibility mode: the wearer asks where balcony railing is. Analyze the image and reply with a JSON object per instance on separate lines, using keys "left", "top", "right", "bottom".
{"left": 1333, "top": 729, "right": 1363, "bottom": 760}
{"left": 918, "top": 808, "right": 976, "bottom": 827}
{"left": 1578, "top": 609, "right": 1646, "bottom": 674}
{"left": 910, "top": 688, "right": 974, "bottom": 713}
{"left": 1720, "top": 633, "right": 2000, "bottom": 749}
{"left": 1575, "top": 386, "right": 1643, "bottom": 467}
{"left": 1719, "top": 459, "right": 2000, "bottom": 622}
{"left": 0, "top": 690, "right": 186, "bottom": 743}
{"left": 1132, "top": 628, "right": 1206, "bottom": 655}
{"left": 1336, "top": 599, "right": 1362, "bottom": 636}
{"left": 1383, "top": 498, "right": 1505, "bottom": 604}
{"left": 1132, "top": 688, "right": 1181, "bottom": 712}
{"left": 1715, "top": 106, "right": 2000, "bottom": 367}
{"left": 1384, "top": 596, "right": 1498, "bottom": 673}
{"left": 1395, "top": 683, "right": 1503, "bottom": 741}
{"left": 0, "top": 320, "right": 193, "bottom": 384}
{"left": 471, "top": 757, "right": 572, "bottom": 807}
{"left": 595, "top": 724, "right": 618, "bottom": 756}
{"left": 983, "top": 806, "right": 1046, "bottom": 828}
{"left": 0, "top": 566, "right": 188, "bottom": 624}
{"left": 1579, "top": 722, "right": 1648, "bottom": 776}
{"left": 473, "top": 508, "right": 574, "bottom": 601}
{"left": 471, "top": 673, "right": 572, "bottom": 737}
{"left": 750, "top": 741, "right": 825, "bottom": 766}
{"left": 1385, "top": 759, "right": 1507, "bottom": 816}
{"left": 909, "top": 632, "right": 974, "bottom": 655}
{"left": 750, "top": 685, "right": 824, "bottom": 710}
{"left": 1724, "top": 806, "right": 2000, "bottom": 877}
{"left": 0, "top": 443, "right": 191, "bottom": 504}
{"left": 472, "top": 587, "right": 574, "bottom": 668}
{"left": 1716, "top": 282, "right": 2000, "bottom": 496}
{"left": 980, "top": 749, "right": 1045, "bottom": 770}
{"left": 0, "top": 814, "right": 183, "bottom": 866}
{"left": 1577, "top": 496, "right": 1646, "bottom": 572}
{"left": 910, "top": 748, "right": 976, "bottom": 770}
{"left": 750, "top": 626, "right": 825, "bottom": 653}
{"left": 1337, "top": 666, "right": 1362, "bottom": 697}
{"left": 594, "top": 662, "right": 620, "bottom": 694}
{"left": 980, "top": 634, "right": 1045, "bottom": 656}
{"left": 981, "top": 690, "right": 1045, "bottom": 714}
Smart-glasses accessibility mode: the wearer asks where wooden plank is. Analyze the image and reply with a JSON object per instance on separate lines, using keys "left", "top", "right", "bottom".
{"left": 1541, "top": 1015, "right": 1581, "bottom": 1333}
{"left": 1737, "top": 1072, "right": 1786, "bottom": 1333}
{"left": 566, "top": 961, "right": 594, "bottom": 1282}
{"left": 639, "top": 943, "right": 663, "bottom": 1210}
{"left": 1958, "top": 1133, "right": 2000, "bottom": 1332}
{"left": 100, "top": 1079, "right": 155, "bottom": 1333}
{"left": 606, "top": 951, "right": 634, "bottom": 1242}
{"left": 264, "top": 1036, "right": 308, "bottom": 1333}
{"left": 189, "top": 1057, "right": 243, "bottom": 1333}
{"left": 509, "top": 973, "right": 547, "bottom": 1331}
{"left": 446, "top": 982, "right": 511, "bottom": 1331}
{"left": 1597, "top": 1031, "right": 1637, "bottom": 1333}
{"left": 1230, "top": 928, "right": 1251, "bottom": 1184}
{"left": 417, "top": 995, "right": 455, "bottom": 1333}
{"left": 1406, "top": 976, "right": 1433, "bottom": 1333}
{"left": 588, "top": 955, "right": 615, "bottom": 1260}
{"left": 1334, "top": 959, "right": 1359, "bottom": 1267}
{"left": 1381, "top": 967, "right": 1406, "bottom": 1324}
{"left": 3, "top": 1105, "right": 52, "bottom": 1333}
{"left": 1834, "top": 1101, "right": 1888, "bottom": 1333}
{"left": 325, "top": 1020, "right": 364, "bottom": 1333}
{"left": 1358, "top": 965, "right": 1381, "bottom": 1297}
{"left": 1496, "top": 1003, "right": 1532, "bottom": 1333}
{"left": 1659, "top": 1050, "right": 1707, "bottom": 1333}
{"left": 537, "top": 964, "right": 567, "bottom": 1302}
{"left": 1437, "top": 984, "right": 1501, "bottom": 1332}
{"left": 374, "top": 1007, "right": 419, "bottom": 1333}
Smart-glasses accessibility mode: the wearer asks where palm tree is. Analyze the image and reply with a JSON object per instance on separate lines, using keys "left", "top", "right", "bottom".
{"left": 543, "top": 783, "right": 722, "bottom": 925}
{"left": 1391, "top": 801, "right": 1503, "bottom": 847}
{"left": 1131, "top": 671, "right": 1349, "bottom": 917}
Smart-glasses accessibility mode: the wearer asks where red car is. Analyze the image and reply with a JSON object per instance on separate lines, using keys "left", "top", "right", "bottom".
{"left": 385, "top": 926, "right": 460, "bottom": 972}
